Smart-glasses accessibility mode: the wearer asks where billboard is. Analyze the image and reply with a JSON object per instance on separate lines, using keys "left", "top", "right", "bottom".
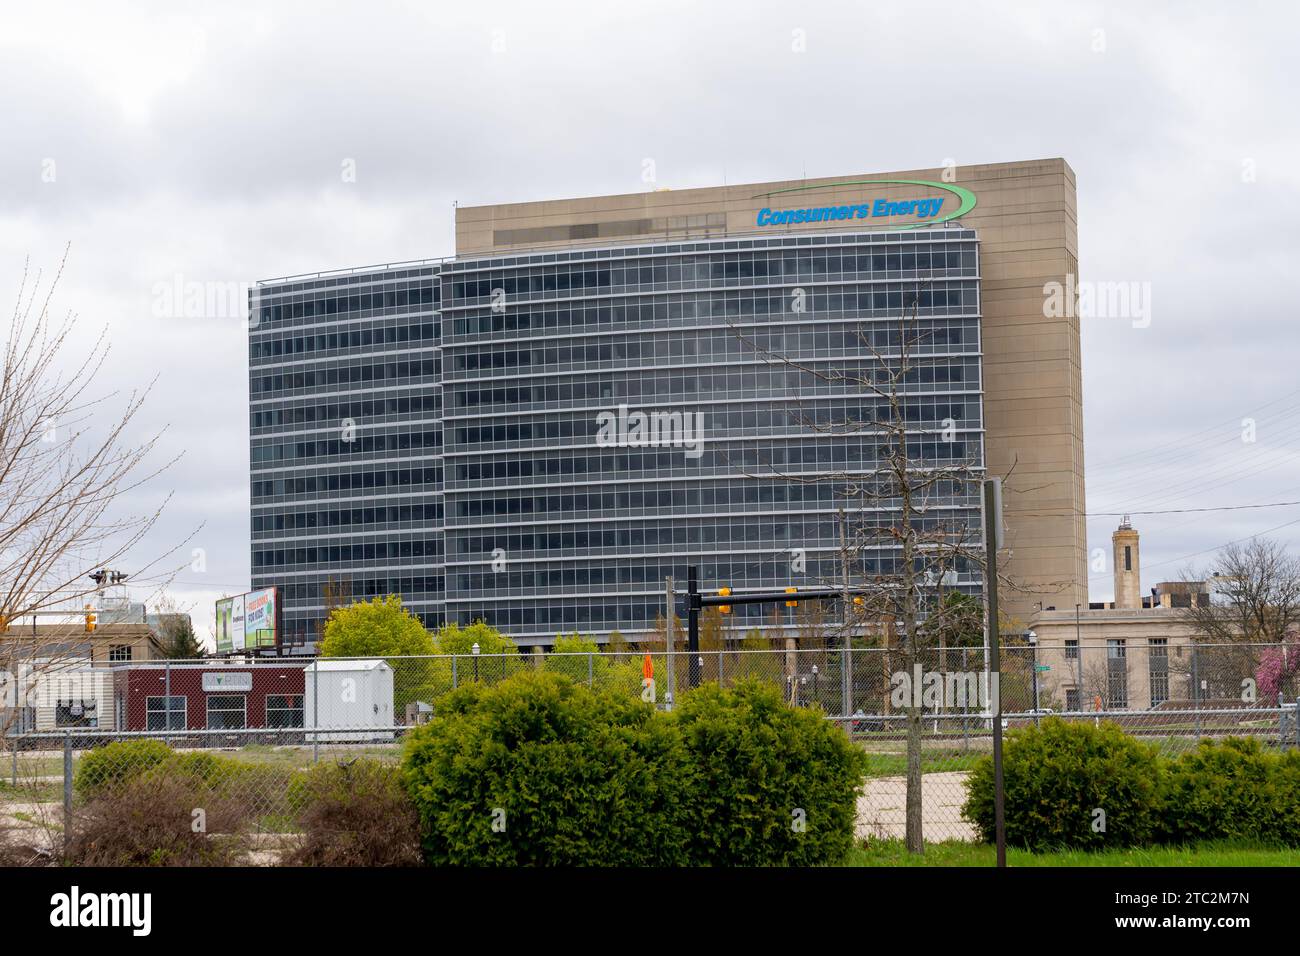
{"left": 215, "top": 587, "right": 277, "bottom": 653}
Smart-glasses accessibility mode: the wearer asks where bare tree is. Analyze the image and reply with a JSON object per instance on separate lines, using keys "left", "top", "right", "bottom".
{"left": 1180, "top": 538, "right": 1300, "bottom": 700}
{"left": 0, "top": 255, "right": 184, "bottom": 735}
{"left": 728, "top": 289, "right": 1015, "bottom": 854}
{"left": 1183, "top": 539, "right": 1300, "bottom": 643}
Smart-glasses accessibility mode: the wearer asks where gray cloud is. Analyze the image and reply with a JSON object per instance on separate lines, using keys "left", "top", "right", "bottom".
{"left": 2, "top": 0, "right": 1297, "bottom": 632}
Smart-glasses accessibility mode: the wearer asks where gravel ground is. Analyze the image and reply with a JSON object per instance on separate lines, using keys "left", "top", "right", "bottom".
{"left": 856, "top": 770, "right": 975, "bottom": 842}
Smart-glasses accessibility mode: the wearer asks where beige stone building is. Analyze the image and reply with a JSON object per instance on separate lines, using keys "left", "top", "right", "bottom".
{"left": 456, "top": 159, "right": 1086, "bottom": 626}
{"left": 0, "top": 623, "right": 167, "bottom": 733}
{"left": 1027, "top": 518, "right": 1214, "bottom": 711}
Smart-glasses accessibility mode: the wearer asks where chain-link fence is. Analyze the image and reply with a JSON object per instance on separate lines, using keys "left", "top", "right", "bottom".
{"left": 2, "top": 643, "right": 1296, "bottom": 860}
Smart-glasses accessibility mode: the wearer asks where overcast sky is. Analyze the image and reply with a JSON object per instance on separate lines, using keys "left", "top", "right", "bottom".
{"left": 3, "top": 0, "right": 1298, "bottom": 639}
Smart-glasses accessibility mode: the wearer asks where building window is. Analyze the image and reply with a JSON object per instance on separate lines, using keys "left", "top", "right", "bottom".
{"left": 1065, "top": 688, "right": 1081, "bottom": 712}
{"left": 1065, "top": 639, "right": 1078, "bottom": 660}
{"left": 1149, "top": 639, "right": 1169, "bottom": 707}
{"left": 1107, "top": 639, "right": 1128, "bottom": 709}
{"left": 108, "top": 645, "right": 132, "bottom": 662}
{"left": 266, "top": 694, "right": 304, "bottom": 729}
{"left": 1124, "top": 546, "right": 1132, "bottom": 571}
{"left": 146, "top": 695, "right": 187, "bottom": 731}
{"left": 206, "top": 694, "right": 247, "bottom": 730}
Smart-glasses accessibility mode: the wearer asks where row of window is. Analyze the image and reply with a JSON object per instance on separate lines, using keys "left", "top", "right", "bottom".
{"left": 449, "top": 400, "right": 981, "bottom": 452}
{"left": 447, "top": 245, "right": 977, "bottom": 303}
{"left": 251, "top": 393, "right": 441, "bottom": 432}
{"left": 446, "top": 320, "right": 975, "bottom": 376}
{"left": 448, "top": 477, "right": 979, "bottom": 521}
{"left": 252, "top": 358, "right": 439, "bottom": 397}
{"left": 253, "top": 538, "right": 444, "bottom": 570}
{"left": 447, "top": 556, "right": 863, "bottom": 597}
{"left": 447, "top": 284, "right": 979, "bottom": 339}
{"left": 250, "top": 429, "right": 441, "bottom": 466}
{"left": 450, "top": 439, "right": 977, "bottom": 486}
{"left": 251, "top": 319, "right": 438, "bottom": 362}
{"left": 252, "top": 501, "right": 444, "bottom": 534}
{"left": 253, "top": 575, "right": 445, "bottom": 603}
{"left": 251, "top": 466, "right": 441, "bottom": 501}
{"left": 253, "top": 285, "right": 437, "bottom": 329}
{"left": 449, "top": 511, "right": 980, "bottom": 560}
{"left": 449, "top": 358, "right": 981, "bottom": 412}
{"left": 145, "top": 694, "right": 305, "bottom": 731}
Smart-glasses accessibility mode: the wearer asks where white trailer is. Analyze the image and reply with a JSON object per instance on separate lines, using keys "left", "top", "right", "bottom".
{"left": 303, "top": 659, "right": 395, "bottom": 742}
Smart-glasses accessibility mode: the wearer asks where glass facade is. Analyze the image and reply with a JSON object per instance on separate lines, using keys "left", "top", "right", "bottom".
{"left": 250, "top": 227, "right": 984, "bottom": 647}
{"left": 249, "top": 264, "right": 445, "bottom": 647}
{"left": 440, "top": 227, "right": 984, "bottom": 643}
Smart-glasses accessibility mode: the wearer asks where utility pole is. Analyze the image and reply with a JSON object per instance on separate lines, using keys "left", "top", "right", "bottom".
{"left": 983, "top": 478, "right": 1007, "bottom": 869}
{"left": 665, "top": 576, "right": 676, "bottom": 710}
{"left": 687, "top": 566, "right": 701, "bottom": 688}
{"left": 839, "top": 508, "right": 852, "bottom": 718}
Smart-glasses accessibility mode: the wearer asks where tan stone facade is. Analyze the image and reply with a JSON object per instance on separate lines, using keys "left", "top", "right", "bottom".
{"left": 456, "top": 159, "right": 1087, "bottom": 622}
{"left": 0, "top": 622, "right": 166, "bottom": 665}
{"left": 1028, "top": 608, "right": 1200, "bottom": 711}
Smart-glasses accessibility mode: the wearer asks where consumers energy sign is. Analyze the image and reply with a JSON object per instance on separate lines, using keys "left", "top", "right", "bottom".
{"left": 753, "top": 179, "right": 976, "bottom": 230}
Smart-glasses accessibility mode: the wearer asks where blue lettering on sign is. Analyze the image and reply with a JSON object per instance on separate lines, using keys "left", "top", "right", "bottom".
{"left": 756, "top": 197, "right": 945, "bottom": 227}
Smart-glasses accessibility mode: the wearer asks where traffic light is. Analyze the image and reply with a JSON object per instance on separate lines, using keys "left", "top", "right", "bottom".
{"left": 785, "top": 587, "right": 798, "bottom": 608}
{"left": 84, "top": 606, "right": 97, "bottom": 633}
{"left": 718, "top": 586, "right": 731, "bottom": 614}
{"left": 853, "top": 595, "right": 865, "bottom": 608}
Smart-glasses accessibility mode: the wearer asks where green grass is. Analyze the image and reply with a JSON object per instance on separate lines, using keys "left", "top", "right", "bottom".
{"left": 844, "top": 839, "right": 1300, "bottom": 867}
{"left": 223, "top": 744, "right": 402, "bottom": 769}
{"left": 0, "top": 779, "right": 62, "bottom": 803}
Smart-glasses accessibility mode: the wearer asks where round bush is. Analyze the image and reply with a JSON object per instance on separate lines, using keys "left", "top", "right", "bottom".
{"left": 962, "top": 717, "right": 1163, "bottom": 850}
{"left": 401, "top": 671, "right": 868, "bottom": 866}
{"left": 74, "top": 739, "right": 175, "bottom": 799}
{"left": 1161, "top": 737, "right": 1300, "bottom": 846}
{"left": 671, "top": 679, "right": 868, "bottom": 866}
{"left": 402, "top": 671, "right": 693, "bottom": 866}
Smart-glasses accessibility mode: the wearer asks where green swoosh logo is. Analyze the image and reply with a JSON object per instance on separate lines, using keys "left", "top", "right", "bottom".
{"left": 752, "top": 178, "right": 977, "bottom": 229}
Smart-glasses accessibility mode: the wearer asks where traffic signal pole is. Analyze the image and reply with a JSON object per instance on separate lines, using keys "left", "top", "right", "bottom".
{"left": 687, "top": 566, "right": 701, "bottom": 687}
{"left": 983, "top": 478, "right": 1007, "bottom": 869}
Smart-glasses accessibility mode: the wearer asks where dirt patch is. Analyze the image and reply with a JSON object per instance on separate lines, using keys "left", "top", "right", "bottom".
{"left": 856, "top": 771, "right": 975, "bottom": 842}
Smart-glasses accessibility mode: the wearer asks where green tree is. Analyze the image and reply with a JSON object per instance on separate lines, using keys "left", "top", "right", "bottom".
{"left": 432, "top": 620, "right": 519, "bottom": 656}
{"left": 319, "top": 595, "right": 435, "bottom": 658}
{"left": 156, "top": 614, "right": 205, "bottom": 659}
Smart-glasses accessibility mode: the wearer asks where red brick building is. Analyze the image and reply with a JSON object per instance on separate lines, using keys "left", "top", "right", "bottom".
{"left": 112, "top": 663, "right": 306, "bottom": 731}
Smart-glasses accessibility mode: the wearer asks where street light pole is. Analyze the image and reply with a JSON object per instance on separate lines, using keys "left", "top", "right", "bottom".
{"left": 1028, "top": 630, "right": 1039, "bottom": 725}
{"left": 982, "top": 478, "right": 1007, "bottom": 869}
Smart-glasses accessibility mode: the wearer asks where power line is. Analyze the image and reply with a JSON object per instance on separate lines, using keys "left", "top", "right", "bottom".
{"left": 1024, "top": 499, "right": 1300, "bottom": 518}
{"left": 1087, "top": 513, "right": 1300, "bottom": 581}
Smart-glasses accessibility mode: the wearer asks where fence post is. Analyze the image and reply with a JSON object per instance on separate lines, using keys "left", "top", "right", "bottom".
{"left": 10, "top": 734, "right": 17, "bottom": 787}
{"left": 62, "top": 731, "right": 72, "bottom": 858}
{"left": 312, "top": 661, "right": 320, "bottom": 764}
{"left": 587, "top": 653, "right": 594, "bottom": 688}
{"left": 843, "top": 643, "right": 853, "bottom": 719}
{"left": 961, "top": 647, "right": 969, "bottom": 752}
{"left": 1191, "top": 645, "right": 1201, "bottom": 739}
{"left": 717, "top": 649, "right": 724, "bottom": 688}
